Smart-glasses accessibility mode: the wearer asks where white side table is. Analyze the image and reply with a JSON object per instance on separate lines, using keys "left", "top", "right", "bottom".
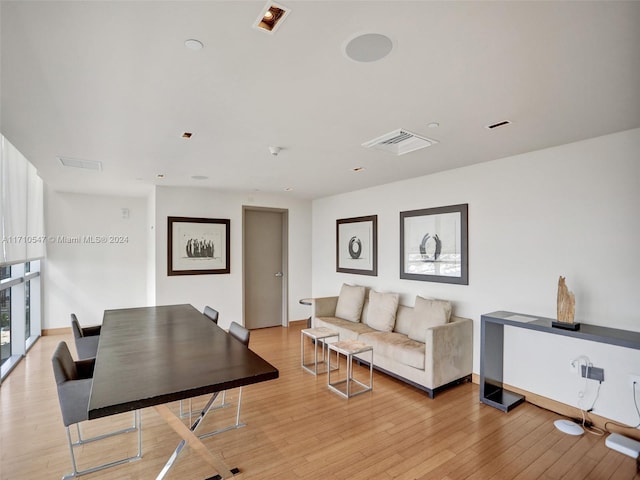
{"left": 301, "top": 327, "right": 339, "bottom": 375}
{"left": 327, "top": 340, "right": 373, "bottom": 398}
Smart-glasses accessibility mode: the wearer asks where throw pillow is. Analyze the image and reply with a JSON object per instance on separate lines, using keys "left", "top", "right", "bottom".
{"left": 408, "top": 296, "right": 452, "bottom": 343}
{"left": 366, "top": 290, "right": 400, "bottom": 332}
{"left": 334, "top": 284, "right": 366, "bottom": 322}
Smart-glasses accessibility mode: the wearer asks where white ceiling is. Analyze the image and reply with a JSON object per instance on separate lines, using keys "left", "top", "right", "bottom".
{"left": 2, "top": 1, "right": 639, "bottom": 200}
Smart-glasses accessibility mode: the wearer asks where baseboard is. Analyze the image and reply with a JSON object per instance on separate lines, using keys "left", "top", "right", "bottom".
{"left": 471, "top": 373, "right": 640, "bottom": 441}
{"left": 288, "top": 319, "right": 308, "bottom": 326}
{"left": 42, "top": 327, "right": 71, "bottom": 336}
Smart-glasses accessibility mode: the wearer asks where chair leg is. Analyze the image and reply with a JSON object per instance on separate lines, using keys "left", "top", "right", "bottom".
{"left": 198, "top": 388, "right": 246, "bottom": 440}
{"left": 62, "top": 410, "right": 142, "bottom": 479}
{"left": 70, "top": 410, "right": 139, "bottom": 446}
{"left": 65, "top": 427, "right": 80, "bottom": 477}
{"left": 179, "top": 391, "right": 230, "bottom": 421}
{"left": 235, "top": 387, "right": 243, "bottom": 427}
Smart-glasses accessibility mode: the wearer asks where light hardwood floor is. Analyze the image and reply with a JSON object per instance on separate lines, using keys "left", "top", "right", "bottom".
{"left": 1, "top": 321, "right": 638, "bottom": 480}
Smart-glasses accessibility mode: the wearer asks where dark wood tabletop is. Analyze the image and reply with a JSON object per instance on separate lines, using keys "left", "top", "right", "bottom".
{"left": 88, "top": 304, "right": 279, "bottom": 420}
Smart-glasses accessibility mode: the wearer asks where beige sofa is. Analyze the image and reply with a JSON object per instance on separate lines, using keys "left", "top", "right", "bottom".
{"left": 312, "top": 285, "right": 473, "bottom": 398}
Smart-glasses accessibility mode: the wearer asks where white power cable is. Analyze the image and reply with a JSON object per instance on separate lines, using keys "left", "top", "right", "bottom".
{"left": 633, "top": 382, "right": 640, "bottom": 428}
{"left": 571, "top": 355, "right": 592, "bottom": 406}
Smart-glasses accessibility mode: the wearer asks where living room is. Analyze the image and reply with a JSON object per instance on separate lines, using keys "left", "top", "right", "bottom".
{"left": 1, "top": 1, "right": 639, "bottom": 478}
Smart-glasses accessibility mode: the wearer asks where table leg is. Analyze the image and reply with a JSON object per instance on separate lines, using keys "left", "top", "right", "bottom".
{"left": 154, "top": 404, "right": 237, "bottom": 479}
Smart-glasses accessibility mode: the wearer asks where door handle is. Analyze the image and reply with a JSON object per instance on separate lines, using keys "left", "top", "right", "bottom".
{"left": 274, "top": 272, "right": 283, "bottom": 277}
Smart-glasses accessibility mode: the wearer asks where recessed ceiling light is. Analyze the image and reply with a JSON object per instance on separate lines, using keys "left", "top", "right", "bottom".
{"left": 427, "top": 122, "right": 440, "bottom": 129}
{"left": 156, "top": 174, "right": 165, "bottom": 179}
{"left": 182, "top": 132, "right": 193, "bottom": 139}
{"left": 191, "top": 175, "right": 208, "bottom": 180}
{"left": 253, "top": 2, "right": 290, "bottom": 34}
{"left": 184, "top": 39, "right": 204, "bottom": 50}
{"left": 352, "top": 167, "right": 365, "bottom": 172}
{"left": 284, "top": 187, "right": 293, "bottom": 192}
{"left": 344, "top": 33, "right": 393, "bottom": 63}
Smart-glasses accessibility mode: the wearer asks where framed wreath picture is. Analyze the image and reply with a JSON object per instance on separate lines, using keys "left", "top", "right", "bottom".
{"left": 336, "top": 215, "right": 377, "bottom": 276}
{"left": 400, "top": 204, "right": 468, "bottom": 284}
{"left": 167, "top": 216, "right": 230, "bottom": 276}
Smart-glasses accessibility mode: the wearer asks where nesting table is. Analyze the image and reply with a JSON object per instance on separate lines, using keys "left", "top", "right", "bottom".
{"left": 301, "top": 327, "right": 339, "bottom": 375}
{"left": 327, "top": 340, "right": 373, "bottom": 398}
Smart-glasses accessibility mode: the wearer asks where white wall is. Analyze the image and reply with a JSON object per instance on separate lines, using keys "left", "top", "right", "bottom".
{"left": 154, "top": 187, "right": 312, "bottom": 329}
{"left": 146, "top": 188, "right": 156, "bottom": 306}
{"left": 312, "top": 128, "right": 640, "bottom": 424}
{"left": 44, "top": 189, "right": 148, "bottom": 329}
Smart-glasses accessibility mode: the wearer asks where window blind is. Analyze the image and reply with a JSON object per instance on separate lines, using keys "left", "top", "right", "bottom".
{"left": 0, "top": 135, "right": 45, "bottom": 264}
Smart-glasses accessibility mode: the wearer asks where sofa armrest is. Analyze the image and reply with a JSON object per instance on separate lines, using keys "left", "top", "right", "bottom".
{"left": 311, "top": 296, "right": 338, "bottom": 324}
{"left": 424, "top": 316, "right": 473, "bottom": 389}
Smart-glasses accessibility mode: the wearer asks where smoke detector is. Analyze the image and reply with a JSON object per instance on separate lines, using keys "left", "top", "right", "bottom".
{"left": 362, "top": 129, "right": 438, "bottom": 156}
{"left": 269, "top": 146, "right": 281, "bottom": 156}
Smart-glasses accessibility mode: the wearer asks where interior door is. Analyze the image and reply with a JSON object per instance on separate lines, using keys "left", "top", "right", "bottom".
{"left": 244, "top": 209, "right": 286, "bottom": 329}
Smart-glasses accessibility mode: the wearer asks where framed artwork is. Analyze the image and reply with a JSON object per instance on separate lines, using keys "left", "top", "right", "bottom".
{"left": 336, "top": 215, "right": 377, "bottom": 276}
{"left": 400, "top": 204, "right": 468, "bottom": 284}
{"left": 167, "top": 216, "right": 230, "bottom": 276}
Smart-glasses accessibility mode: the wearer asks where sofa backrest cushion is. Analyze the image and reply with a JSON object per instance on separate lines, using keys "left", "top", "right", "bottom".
{"left": 335, "top": 283, "right": 366, "bottom": 322}
{"left": 393, "top": 304, "right": 414, "bottom": 336}
{"left": 365, "top": 290, "right": 399, "bottom": 332}
{"left": 407, "top": 296, "right": 452, "bottom": 343}
{"left": 360, "top": 297, "right": 370, "bottom": 324}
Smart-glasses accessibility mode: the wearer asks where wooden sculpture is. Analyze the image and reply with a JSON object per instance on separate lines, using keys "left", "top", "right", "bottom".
{"left": 557, "top": 276, "right": 576, "bottom": 325}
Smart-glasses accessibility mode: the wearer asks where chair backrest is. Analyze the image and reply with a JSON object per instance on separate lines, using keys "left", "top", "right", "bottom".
{"left": 203, "top": 306, "right": 219, "bottom": 324}
{"left": 52, "top": 341, "right": 78, "bottom": 384}
{"left": 70, "top": 314, "right": 83, "bottom": 338}
{"left": 229, "top": 321, "right": 250, "bottom": 347}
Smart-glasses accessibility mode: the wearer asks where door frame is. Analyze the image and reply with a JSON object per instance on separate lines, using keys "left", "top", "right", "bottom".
{"left": 242, "top": 206, "right": 289, "bottom": 328}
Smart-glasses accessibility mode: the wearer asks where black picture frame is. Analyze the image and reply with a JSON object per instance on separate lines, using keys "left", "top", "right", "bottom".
{"left": 400, "top": 204, "right": 468, "bottom": 284}
{"left": 336, "top": 215, "right": 378, "bottom": 276}
{"left": 167, "top": 216, "right": 230, "bottom": 276}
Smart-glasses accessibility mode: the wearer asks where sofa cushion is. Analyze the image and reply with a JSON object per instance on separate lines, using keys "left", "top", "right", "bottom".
{"left": 334, "top": 284, "right": 365, "bottom": 322}
{"left": 408, "top": 297, "right": 452, "bottom": 343}
{"left": 315, "top": 316, "right": 377, "bottom": 341}
{"left": 365, "top": 290, "right": 399, "bottom": 332}
{"left": 359, "top": 331, "right": 425, "bottom": 370}
{"left": 393, "top": 305, "right": 414, "bottom": 336}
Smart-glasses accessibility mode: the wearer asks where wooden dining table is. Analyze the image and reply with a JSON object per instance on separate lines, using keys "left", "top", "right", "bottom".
{"left": 88, "top": 304, "right": 279, "bottom": 479}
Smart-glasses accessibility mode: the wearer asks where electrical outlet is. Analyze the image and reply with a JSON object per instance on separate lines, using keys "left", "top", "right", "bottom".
{"left": 629, "top": 374, "right": 640, "bottom": 389}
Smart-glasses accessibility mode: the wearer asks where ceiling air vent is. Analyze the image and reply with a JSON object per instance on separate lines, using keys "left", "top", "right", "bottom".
{"left": 58, "top": 156, "right": 102, "bottom": 171}
{"left": 362, "top": 129, "right": 438, "bottom": 156}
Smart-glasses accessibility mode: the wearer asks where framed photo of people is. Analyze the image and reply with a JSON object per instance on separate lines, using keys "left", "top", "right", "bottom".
{"left": 167, "top": 216, "right": 230, "bottom": 276}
